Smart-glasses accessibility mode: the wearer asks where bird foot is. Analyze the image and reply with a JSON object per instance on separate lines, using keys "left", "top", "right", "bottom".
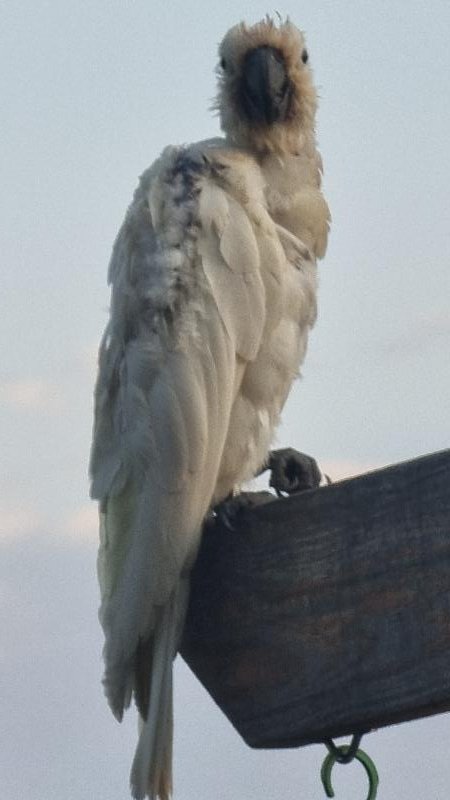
{"left": 212, "top": 449, "right": 325, "bottom": 531}
{"left": 267, "top": 448, "right": 323, "bottom": 496}
{"left": 213, "top": 491, "right": 274, "bottom": 531}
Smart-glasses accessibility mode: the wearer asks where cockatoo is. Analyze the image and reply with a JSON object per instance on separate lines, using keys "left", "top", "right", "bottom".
{"left": 89, "top": 16, "right": 330, "bottom": 800}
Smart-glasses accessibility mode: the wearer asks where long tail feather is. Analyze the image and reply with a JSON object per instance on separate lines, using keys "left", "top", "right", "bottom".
{"left": 130, "top": 579, "right": 189, "bottom": 800}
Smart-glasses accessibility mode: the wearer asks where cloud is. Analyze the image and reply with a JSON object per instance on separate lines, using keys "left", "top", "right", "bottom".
{"left": 0, "top": 506, "right": 43, "bottom": 540}
{"left": 320, "top": 459, "right": 382, "bottom": 482}
{"left": 0, "top": 379, "right": 62, "bottom": 411}
{"left": 422, "top": 310, "right": 450, "bottom": 335}
{"left": 65, "top": 503, "right": 98, "bottom": 545}
{"left": 0, "top": 500, "right": 98, "bottom": 547}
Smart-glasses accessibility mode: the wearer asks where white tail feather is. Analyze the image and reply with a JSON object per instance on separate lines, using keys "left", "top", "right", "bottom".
{"left": 130, "top": 581, "right": 189, "bottom": 800}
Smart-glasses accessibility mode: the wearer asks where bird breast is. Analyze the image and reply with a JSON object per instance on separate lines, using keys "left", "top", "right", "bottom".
{"left": 200, "top": 147, "right": 318, "bottom": 499}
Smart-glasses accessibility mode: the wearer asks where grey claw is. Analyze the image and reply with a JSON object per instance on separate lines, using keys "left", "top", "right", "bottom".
{"left": 213, "top": 491, "right": 274, "bottom": 530}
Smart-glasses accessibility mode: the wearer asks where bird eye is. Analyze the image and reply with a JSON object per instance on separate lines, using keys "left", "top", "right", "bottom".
{"left": 301, "top": 49, "right": 308, "bottom": 64}
{"left": 220, "top": 57, "right": 227, "bottom": 71}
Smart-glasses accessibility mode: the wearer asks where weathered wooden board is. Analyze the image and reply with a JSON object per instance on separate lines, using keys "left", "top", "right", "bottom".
{"left": 180, "top": 449, "right": 450, "bottom": 748}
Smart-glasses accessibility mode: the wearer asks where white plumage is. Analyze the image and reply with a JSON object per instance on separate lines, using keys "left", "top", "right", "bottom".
{"left": 90, "top": 17, "right": 330, "bottom": 800}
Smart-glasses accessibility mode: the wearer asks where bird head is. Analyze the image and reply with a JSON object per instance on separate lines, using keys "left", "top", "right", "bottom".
{"left": 216, "top": 17, "right": 317, "bottom": 156}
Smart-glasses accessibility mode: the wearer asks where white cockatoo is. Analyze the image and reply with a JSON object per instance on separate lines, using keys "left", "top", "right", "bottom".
{"left": 89, "top": 16, "right": 330, "bottom": 800}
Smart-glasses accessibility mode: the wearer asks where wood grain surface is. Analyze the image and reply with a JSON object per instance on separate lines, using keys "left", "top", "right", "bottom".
{"left": 180, "top": 449, "right": 450, "bottom": 748}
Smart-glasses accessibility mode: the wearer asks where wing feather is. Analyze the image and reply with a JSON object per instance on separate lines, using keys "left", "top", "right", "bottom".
{"left": 90, "top": 144, "right": 270, "bottom": 718}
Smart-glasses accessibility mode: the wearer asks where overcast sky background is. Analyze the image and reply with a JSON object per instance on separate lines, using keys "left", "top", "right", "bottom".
{"left": 1, "top": 1, "right": 449, "bottom": 798}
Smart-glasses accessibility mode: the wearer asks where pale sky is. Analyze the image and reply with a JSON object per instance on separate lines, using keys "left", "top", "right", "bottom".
{"left": 1, "top": 1, "right": 449, "bottom": 798}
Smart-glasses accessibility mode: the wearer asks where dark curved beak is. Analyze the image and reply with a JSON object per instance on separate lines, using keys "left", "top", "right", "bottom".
{"left": 240, "top": 45, "right": 292, "bottom": 125}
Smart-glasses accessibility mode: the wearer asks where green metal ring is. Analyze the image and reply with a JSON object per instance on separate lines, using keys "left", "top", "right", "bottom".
{"left": 320, "top": 745, "right": 379, "bottom": 800}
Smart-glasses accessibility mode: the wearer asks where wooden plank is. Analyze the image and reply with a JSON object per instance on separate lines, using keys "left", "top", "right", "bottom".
{"left": 180, "top": 449, "right": 450, "bottom": 748}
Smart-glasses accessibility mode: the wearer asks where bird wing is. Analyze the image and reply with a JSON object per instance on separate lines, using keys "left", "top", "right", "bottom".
{"left": 89, "top": 145, "right": 268, "bottom": 719}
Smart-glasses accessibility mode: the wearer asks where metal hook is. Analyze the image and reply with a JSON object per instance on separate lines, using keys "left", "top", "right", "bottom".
{"left": 324, "top": 733, "right": 363, "bottom": 764}
{"left": 320, "top": 735, "right": 379, "bottom": 800}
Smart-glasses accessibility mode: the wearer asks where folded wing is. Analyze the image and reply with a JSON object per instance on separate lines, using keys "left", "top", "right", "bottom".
{"left": 89, "top": 146, "right": 270, "bottom": 743}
